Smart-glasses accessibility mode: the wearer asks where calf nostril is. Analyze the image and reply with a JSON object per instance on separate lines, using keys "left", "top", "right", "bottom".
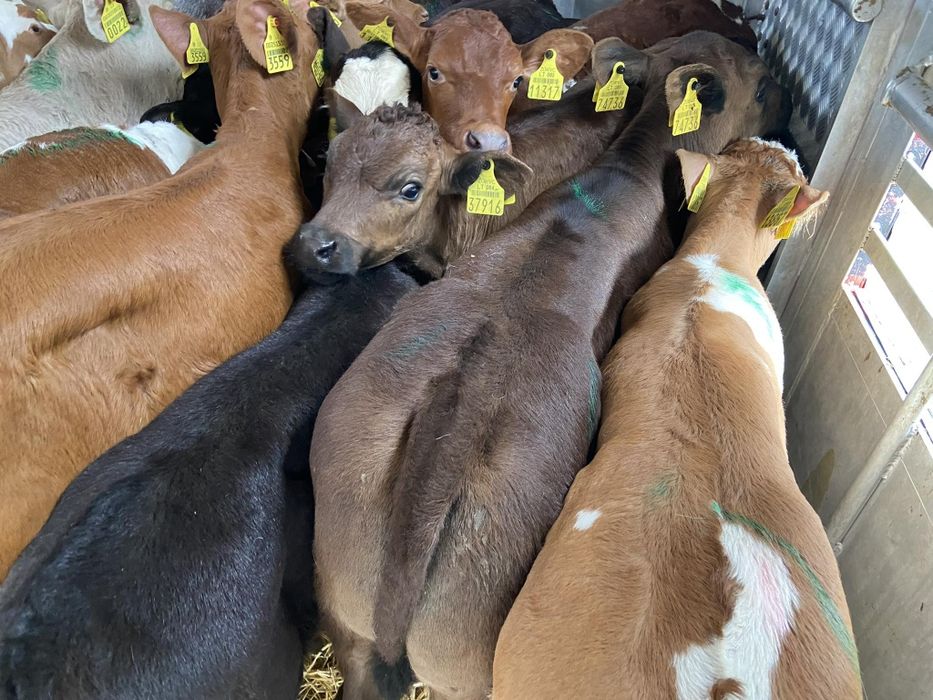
{"left": 465, "top": 131, "right": 482, "bottom": 150}
{"left": 314, "top": 239, "right": 337, "bottom": 263}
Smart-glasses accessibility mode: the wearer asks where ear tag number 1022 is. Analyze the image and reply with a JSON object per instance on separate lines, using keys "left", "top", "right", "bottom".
{"left": 101, "top": 0, "right": 130, "bottom": 43}
{"left": 264, "top": 15, "right": 294, "bottom": 74}
{"left": 527, "top": 49, "right": 563, "bottom": 101}
{"left": 467, "top": 160, "right": 516, "bottom": 216}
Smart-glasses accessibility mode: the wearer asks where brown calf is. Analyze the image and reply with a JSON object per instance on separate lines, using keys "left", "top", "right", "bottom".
{"left": 310, "top": 32, "right": 789, "bottom": 700}
{"left": 0, "top": 0, "right": 56, "bottom": 88}
{"left": 344, "top": 1, "right": 592, "bottom": 152}
{"left": 493, "top": 138, "right": 859, "bottom": 699}
{"left": 0, "top": 0, "right": 331, "bottom": 579}
{"left": 0, "top": 121, "right": 204, "bottom": 218}
{"left": 290, "top": 76, "right": 642, "bottom": 277}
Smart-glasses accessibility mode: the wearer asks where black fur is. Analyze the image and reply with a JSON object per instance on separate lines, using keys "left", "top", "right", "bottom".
{"left": 140, "top": 64, "right": 220, "bottom": 145}
{"left": 0, "top": 265, "right": 417, "bottom": 700}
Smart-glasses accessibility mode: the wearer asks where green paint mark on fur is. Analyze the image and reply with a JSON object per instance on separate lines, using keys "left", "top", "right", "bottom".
{"left": 0, "top": 128, "right": 137, "bottom": 166}
{"left": 570, "top": 178, "right": 606, "bottom": 218}
{"left": 648, "top": 474, "right": 676, "bottom": 501}
{"left": 387, "top": 323, "right": 448, "bottom": 360}
{"left": 711, "top": 501, "right": 860, "bottom": 673}
{"left": 26, "top": 44, "right": 61, "bottom": 92}
{"left": 587, "top": 358, "right": 600, "bottom": 442}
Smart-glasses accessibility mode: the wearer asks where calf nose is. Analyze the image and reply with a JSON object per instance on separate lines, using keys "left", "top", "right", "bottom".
{"left": 314, "top": 238, "right": 337, "bottom": 263}
{"left": 464, "top": 129, "right": 511, "bottom": 153}
{"left": 290, "top": 223, "right": 362, "bottom": 275}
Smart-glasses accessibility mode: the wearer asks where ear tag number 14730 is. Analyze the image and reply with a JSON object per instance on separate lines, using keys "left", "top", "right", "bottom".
{"left": 467, "top": 160, "right": 516, "bottom": 217}
{"left": 101, "top": 0, "right": 130, "bottom": 43}
{"left": 182, "top": 22, "right": 209, "bottom": 78}
{"left": 264, "top": 16, "right": 294, "bottom": 74}
{"left": 593, "top": 61, "right": 628, "bottom": 112}
{"left": 671, "top": 77, "right": 701, "bottom": 136}
{"left": 527, "top": 49, "right": 563, "bottom": 101}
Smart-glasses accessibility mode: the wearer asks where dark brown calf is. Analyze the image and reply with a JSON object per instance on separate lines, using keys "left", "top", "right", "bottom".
{"left": 345, "top": 2, "right": 592, "bottom": 151}
{"left": 310, "top": 31, "right": 790, "bottom": 700}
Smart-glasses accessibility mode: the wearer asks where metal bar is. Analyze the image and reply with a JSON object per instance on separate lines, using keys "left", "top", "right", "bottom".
{"left": 826, "top": 352, "right": 933, "bottom": 550}
{"left": 862, "top": 228, "right": 933, "bottom": 353}
{"left": 894, "top": 158, "right": 933, "bottom": 225}
{"left": 832, "top": 0, "right": 884, "bottom": 22}
{"left": 885, "top": 70, "right": 933, "bottom": 149}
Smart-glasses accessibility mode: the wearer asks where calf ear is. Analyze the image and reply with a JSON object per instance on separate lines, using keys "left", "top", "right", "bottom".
{"left": 83, "top": 0, "right": 140, "bottom": 43}
{"left": 787, "top": 184, "right": 828, "bottom": 221}
{"left": 675, "top": 149, "right": 712, "bottom": 203}
{"left": 441, "top": 150, "right": 533, "bottom": 197}
{"left": 327, "top": 87, "right": 367, "bottom": 132}
{"left": 149, "top": 6, "right": 195, "bottom": 68}
{"left": 308, "top": 4, "right": 350, "bottom": 73}
{"left": 591, "top": 37, "right": 648, "bottom": 87}
{"left": 345, "top": 1, "right": 429, "bottom": 70}
{"left": 235, "top": 0, "right": 297, "bottom": 71}
{"left": 665, "top": 63, "right": 726, "bottom": 121}
{"left": 520, "top": 29, "right": 593, "bottom": 80}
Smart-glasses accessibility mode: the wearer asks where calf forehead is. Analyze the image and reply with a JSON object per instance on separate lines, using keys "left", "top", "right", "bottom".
{"left": 430, "top": 10, "right": 521, "bottom": 73}
{"left": 329, "top": 123, "right": 441, "bottom": 186}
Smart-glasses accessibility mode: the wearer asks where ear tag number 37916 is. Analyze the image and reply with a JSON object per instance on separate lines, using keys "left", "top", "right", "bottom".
{"left": 264, "top": 15, "right": 294, "bottom": 74}
{"left": 182, "top": 22, "right": 209, "bottom": 78}
{"left": 467, "top": 160, "right": 516, "bottom": 217}
{"left": 671, "top": 77, "right": 702, "bottom": 136}
{"left": 101, "top": 0, "right": 130, "bottom": 43}
{"left": 593, "top": 61, "right": 629, "bottom": 112}
{"left": 527, "top": 49, "right": 563, "bottom": 101}
{"left": 359, "top": 17, "right": 394, "bottom": 47}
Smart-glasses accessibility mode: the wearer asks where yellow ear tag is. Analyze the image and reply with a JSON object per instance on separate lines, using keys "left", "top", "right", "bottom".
{"left": 309, "top": 1, "right": 342, "bottom": 27}
{"left": 671, "top": 77, "right": 702, "bottom": 136}
{"left": 101, "top": 0, "right": 130, "bottom": 43}
{"left": 359, "top": 17, "right": 394, "bottom": 47}
{"left": 686, "top": 161, "right": 711, "bottom": 213}
{"left": 467, "top": 160, "right": 515, "bottom": 216}
{"left": 263, "top": 16, "right": 294, "bottom": 74}
{"left": 595, "top": 61, "right": 629, "bottom": 112}
{"left": 328, "top": 116, "right": 337, "bottom": 141}
{"left": 181, "top": 22, "right": 209, "bottom": 78}
{"left": 527, "top": 48, "right": 563, "bottom": 101}
{"left": 312, "top": 48, "right": 326, "bottom": 86}
{"left": 34, "top": 7, "right": 51, "bottom": 23}
{"left": 761, "top": 184, "right": 799, "bottom": 228}
{"left": 774, "top": 218, "right": 796, "bottom": 240}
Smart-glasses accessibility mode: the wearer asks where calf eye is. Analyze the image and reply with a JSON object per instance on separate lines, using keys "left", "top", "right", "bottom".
{"left": 427, "top": 66, "right": 441, "bottom": 81}
{"left": 30, "top": 24, "right": 41, "bottom": 32}
{"left": 512, "top": 76, "right": 523, "bottom": 90}
{"left": 399, "top": 182, "right": 422, "bottom": 201}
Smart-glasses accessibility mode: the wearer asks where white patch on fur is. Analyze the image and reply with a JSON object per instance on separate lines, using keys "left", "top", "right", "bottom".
{"left": 673, "top": 522, "right": 799, "bottom": 700}
{"left": 573, "top": 508, "right": 601, "bottom": 531}
{"left": 335, "top": 50, "right": 410, "bottom": 115}
{"left": 748, "top": 136, "right": 804, "bottom": 178}
{"left": 0, "top": 1, "right": 37, "bottom": 50}
{"left": 104, "top": 121, "right": 204, "bottom": 174}
{"left": 687, "top": 253, "right": 784, "bottom": 390}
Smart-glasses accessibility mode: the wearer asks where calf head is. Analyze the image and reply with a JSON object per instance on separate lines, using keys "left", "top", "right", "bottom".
{"left": 288, "top": 101, "right": 530, "bottom": 275}
{"left": 677, "top": 138, "right": 827, "bottom": 266}
{"left": 345, "top": 2, "right": 591, "bottom": 152}
{"left": 0, "top": 0, "right": 56, "bottom": 88}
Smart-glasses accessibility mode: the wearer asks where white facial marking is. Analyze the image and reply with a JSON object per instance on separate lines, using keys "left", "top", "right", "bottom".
{"left": 673, "top": 522, "right": 799, "bottom": 700}
{"left": 104, "top": 121, "right": 205, "bottom": 174}
{"left": 687, "top": 253, "right": 784, "bottom": 390}
{"left": 0, "top": 1, "right": 36, "bottom": 51}
{"left": 573, "top": 508, "right": 601, "bottom": 531}
{"left": 335, "top": 49, "right": 410, "bottom": 115}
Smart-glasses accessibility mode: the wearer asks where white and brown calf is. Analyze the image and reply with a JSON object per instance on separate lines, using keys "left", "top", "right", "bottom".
{"left": 0, "top": 0, "right": 56, "bottom": 88}
{"left": 0, "top": 120, "right": 203, "bottom": 217}
{"left": 493, "top": 139, "right": 861, "bottom": 699}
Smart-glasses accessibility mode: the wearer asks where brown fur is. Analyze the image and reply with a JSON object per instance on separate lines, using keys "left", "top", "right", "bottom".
{"left": 0, "top": 2, "right": 56, "bottom": 88}
{"left": 0, "top": 0, "right": 325, "bottom": 579}
{"left": 0, "top": 128, "right": 170, "bottom": 218}
{"left": 345, "top": 1, "right": 592, "bottom": 151}
{"left": 492, "top": 140, "right": 861, "bottom": 699}
{"left": 310, "top": 33, "right": 789, "bottom": 700}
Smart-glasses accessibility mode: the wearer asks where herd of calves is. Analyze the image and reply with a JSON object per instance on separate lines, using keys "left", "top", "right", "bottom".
{"left": 0, "top": 0, "right": 864, "bottom": 697}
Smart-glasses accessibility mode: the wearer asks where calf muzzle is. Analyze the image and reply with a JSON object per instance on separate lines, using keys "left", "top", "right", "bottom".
{"left": 292, "top": 223, "right": 365, "bottom": 275}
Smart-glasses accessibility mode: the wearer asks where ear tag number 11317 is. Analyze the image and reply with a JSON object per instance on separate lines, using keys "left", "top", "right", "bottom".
{"left": 467, "top": 160, "right": 516, "bottom": 216}
{"left": 527, "top": 49, "right": 563, "bottom": 101}
{"left": 671, "top": 77, "right": 701, "bottom": 136}
{"left": 101, "top": 0, "right": 130, "bottom": 43}
{"left": 264, "top": 16, "right": 294, "bottom": 74}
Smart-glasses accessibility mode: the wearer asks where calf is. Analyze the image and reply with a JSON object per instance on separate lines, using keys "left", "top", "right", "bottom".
{"left": 0, "top": 0, "right": 333, "bottom": 579}
{"left": 429, "top": 0, "right": 572, "bottom": 43}
{"left": 0, "top": 0, "right": 181, "bottom": 150}
{"left": 0, "top": 0, "right": 56, "bottom": 88}
{"left": 0, "top": 121, "right": 203, "bottom": 217}
{"left": 291, "top": 75, "right": 642, "bottom": 278}
{"left": 0, "top": 263, "right": 416, "bottom": 700}
{"left": 345, "top": 1, "right": 592, "bottom": 151}
{"left": 310, "top": 31, "right": 790, "bottom": 700}
{"left": 493, "top": 139, "right": 860, "bottom": 699}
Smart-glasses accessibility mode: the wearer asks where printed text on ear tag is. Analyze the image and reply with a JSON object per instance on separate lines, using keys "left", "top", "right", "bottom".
{"left": 309, "top": 1, "right": 342, "bottom": 26}
{"left": 687, "top": 161, "right": 711, "bottom": 213}
{"left": 359, "top": 17, "right": 394, "bottom": 47}
{"left": 182, "top": 22, "right": 209, "bottom": 78}
{"left": 263, "top": 16, "right": 294, "bottom": 74}
{"left": 760, "top": 184, "right": 800, "bottom": 228}
{"left": 312, "top": 49, "right": 326, "bottom": 86}
{"left": 595, "top": 61, "right": 628, "bottom": 112}
{"left": 671, "top": 77, "right": 701, "bottom": 136}
{"left": 101, "top": 0, "right": 130, "bottom": 43}
{"left": 467, "top": 160, "right": 513, "bottom": 216}
{"left": 527, "top": 49, "right": 563, "bottom": 101}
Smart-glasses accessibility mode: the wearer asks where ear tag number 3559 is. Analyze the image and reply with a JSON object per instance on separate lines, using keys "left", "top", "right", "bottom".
{"left": 467, "top": 160, "right": 516, "bottom": 217}
{"left": 593, "top": 61, "right": 628, "bottom": 112}
{"left": 182, "top": 22, "right": 209, "bottom": 78}
{"left": 527, "top": 49, "right": 563, "bottom": 101}
{"left": 101, "top": 0, "right": 130, "bottom": 43}
{"left": 264, "top": 15, "right": 294, "bottom": 74}
{"left": 671, "top": 77, "right": 701, "bottom": 136}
